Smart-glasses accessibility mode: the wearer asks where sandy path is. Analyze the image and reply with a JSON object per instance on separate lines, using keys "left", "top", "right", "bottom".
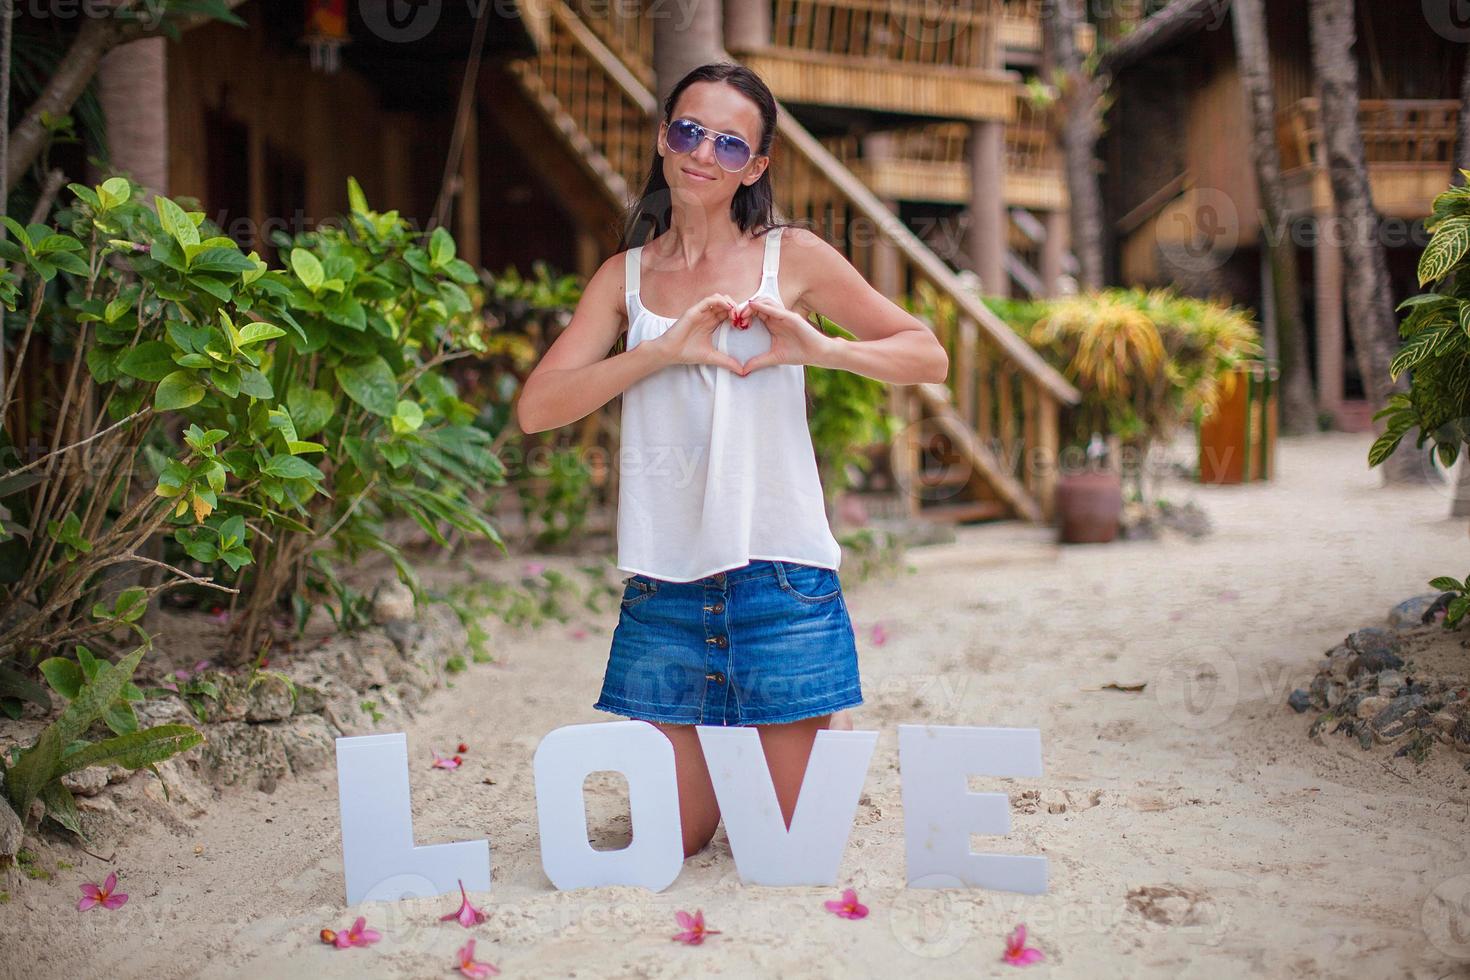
{"left": 4, "top": 433, "right": 1469, "bottom": 979}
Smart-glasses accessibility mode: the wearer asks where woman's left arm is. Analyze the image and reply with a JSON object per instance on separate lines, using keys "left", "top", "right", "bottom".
{"left": 740, "top": 228, "right": 949, "bottom": 385}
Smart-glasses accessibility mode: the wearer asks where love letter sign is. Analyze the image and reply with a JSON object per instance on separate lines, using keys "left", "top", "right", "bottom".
{"left": 334, "top": 722, "right": 1046, "bottom": 905}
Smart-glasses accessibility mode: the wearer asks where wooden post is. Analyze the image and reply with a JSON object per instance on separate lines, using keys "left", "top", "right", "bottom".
{"left": 968, "top": 119, "right": 1008, "bottom": 297}
{"left": 1039, "top": 208, "right": 1067, "bottom": 297}
{"left": 1313, "top": 219, "right": 1345, "bottom": 425}
{"left": 1037, "top": 389, "right": 1059, "bottom": 521}
{"left": 455, "top": 105, "right": 481, "bottom": 268}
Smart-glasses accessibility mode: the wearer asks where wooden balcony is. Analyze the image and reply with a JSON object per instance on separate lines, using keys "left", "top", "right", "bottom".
{"left": 999, "top": 0, "right": 1094, "bottom": 66}
{"left": 820, "top": 91, "right": 1066, "bottom": 210}
{"left": 1276, "top": 98, "right": 1459, "bottom": 218}
{"left": 727, "top": 0, "right": 1016, "bottom": 121}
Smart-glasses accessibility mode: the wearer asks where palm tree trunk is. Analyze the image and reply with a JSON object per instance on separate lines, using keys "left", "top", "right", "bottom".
{"left": 653, "top": 0, "right": 724, "bottom": 107}
{"left": 1308, "top": 0, "right": 1425, "bottom": 484}
{"left": 1045, "top": 0, "right": 1105, "bottom": 290}
{"left": 1231, "top": 0, "right": 1317, "bottom": 434}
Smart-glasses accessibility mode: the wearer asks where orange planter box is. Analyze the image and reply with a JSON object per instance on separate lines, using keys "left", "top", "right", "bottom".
{"left": 1198, "top": 361, "right": 1278, "bottom": 484}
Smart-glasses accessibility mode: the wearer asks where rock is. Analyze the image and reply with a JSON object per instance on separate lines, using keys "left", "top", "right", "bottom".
{"left": 1453, "top": 714, "right": 1470, "bottom": 749}
{"left": 1431, "top": 710, "right": 1459, "bottom": 734}
{"left": 1347, "top": 634, "right": 1405, "bottom": 678}
{"left": 1371, "top": 694, "right": 1425, "bottom": 732}
{"left": 1389, "top": 593, "right": 1444, "bottom": 628}
{"left": 371, "top": 579, "right": 417, "bottom": 625}
{"left": 59, "top": 766, "right": 110, "bottom": 797}
{"left": 316, "top": 633, "right": 393, "bottom": 692}
{"left": 279, "top": 715, "right": 336, "bottom": 774}
{"left": 245, "top": 673, "right": 295, "bottom": 722}
{"left": 384, "top": 618, "right": 425, "bottom": 655}
{"left": 192, "top": 671, "right": 249, "bottom": 723}
{"left": 1287, "top": 689, "right": 1313, "bottom": 713}
{"left": 0, "top": 771, "right": 19, "bottom": 862}
{"left": 1357, "top": 695, "right": 1390, "bottom": 720}
{"left": 1376, "top": 670, "right": 1406, "bottom": 695}
{"left": 200, "top": 721, "right": 289, "bottom": 790}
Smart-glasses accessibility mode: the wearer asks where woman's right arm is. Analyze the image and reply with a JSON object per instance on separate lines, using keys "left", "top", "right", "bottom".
{"left": 515, "top": 255, "right": 664, "bottom": 435}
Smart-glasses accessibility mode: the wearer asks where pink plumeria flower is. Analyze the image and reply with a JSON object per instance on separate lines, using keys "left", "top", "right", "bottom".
{"left": 1002, "top": 924, "right": 1043, "bottom": 966}
{"left": 456, "top": 938, "right": 499, "bottom": 978}
{"left": 671, "top": 909, "right": 721, "bottom": 945}
{"left": 523, "top": 561, "right": 545, "bottom": 576}
{"left": 569, "top": 627, "right": 588, "bottom": 640}
{"left": 441, "top": 879, "right": 487, "bottom": 928}
{"left": 77, "top": 871, "right": 128, "bottom": 911}
{"left": 824, "top": 886, "right": 869, "bottom": 919}
{"left": 333, "top": 915, "right": 381, "bottom": 949}
{"left": 432, "top": 749, "right": 462, "bottom": 770}
{"left": 870, "top": 622, "right": 888, "bottom": 646}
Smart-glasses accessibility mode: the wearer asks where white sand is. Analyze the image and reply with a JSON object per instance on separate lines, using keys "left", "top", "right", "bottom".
{"left": 4, "top": 432, "right": 1469, "bottom": 979}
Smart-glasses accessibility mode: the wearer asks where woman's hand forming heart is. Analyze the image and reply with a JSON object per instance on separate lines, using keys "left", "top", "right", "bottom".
{"left": 647, "top": 292, "right": 747, "bottom": 375}
{"left": 732, "top": 295, "right": 835, "bottom": 375}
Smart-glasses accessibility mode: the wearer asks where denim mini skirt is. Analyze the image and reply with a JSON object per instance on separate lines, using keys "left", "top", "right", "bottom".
{"left": 594, "top": 559, "right": 863, "bottom": 726}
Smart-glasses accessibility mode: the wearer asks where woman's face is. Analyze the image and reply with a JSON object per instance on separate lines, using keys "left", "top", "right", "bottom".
{"left": 658, "top": 80, "right": 769, "bottom": 199}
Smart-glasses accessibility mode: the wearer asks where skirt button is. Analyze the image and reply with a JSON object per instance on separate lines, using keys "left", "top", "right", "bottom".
{"left": 706, "top": 671, "right": 726, "bottom": 683}
{"left": 712, "top": 603, "right": 725, "bottom": 614}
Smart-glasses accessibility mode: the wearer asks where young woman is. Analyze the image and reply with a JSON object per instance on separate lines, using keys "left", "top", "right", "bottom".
{"left": 516, "top": 62, "right": 948, "bottom": 858}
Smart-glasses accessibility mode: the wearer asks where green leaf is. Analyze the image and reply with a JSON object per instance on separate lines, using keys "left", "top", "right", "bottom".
{"left": 335, "top": 356, "right": 398, "bottom": 416}
{"left": 237, "top": 321, "right": 285, "bottom": 346}
{"left": 117, "top": 341, "right": 177, "bottom": 382}
{"left": 0, "top": 663, "right": 51, "bottom": 710}
{"left": 155, "top": 370, "right": 206, "bottom": 411}
{"left": 238, "top": 367, "right": 273, "bottom": 400}
{"left": 429, "top": 226, "right": 456, "bottom": 267}
{"left": 291, "top": 248, "right": 325, "bottom": 292}
{"left": 38, "top": 658, "right": 83, "bottom": 700}
{"left": 391, "top": 399, "right": 424, "bottom": 434}
{"left": 1428, "top": 576, "right": 1463, "bottom": 593}
{"left": 155, "top": 195, "right": 200, "bottom": 248}
{"left": 262, "top": 455, "right": 324, "bottom": 481}
{"left": 100, "top": 176, "right": 131, "bottom": 206}
{"left": 1418, "top": 216, "right": 1470, "bottom": 286}
{"left": 39, "top": 780, "right": 82, "bottom": 836}
{"left": 54, "top": 645, "right": 147, "bottom": 746}
{"left": 54, "top": 725, "right": 202, "bottom": 776}
{"left": 5, "top": 725, "right": 61, "bottom": 819}
{"left": 348, "top": 176, "right": 370, "bottom": 217}
{"left": 102, "top": 701, "right": 139, "bottom": 736}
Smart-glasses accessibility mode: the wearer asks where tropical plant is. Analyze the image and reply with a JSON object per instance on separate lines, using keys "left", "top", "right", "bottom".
{"left": 806, "top": 314, "right": 898, "bottom": 501}
{"left": 1023, "top": 287, "right": 1260, "bottom": 498}
{"left": 1368, "top": 171, "right": 1470, "bottom": 471}
{"left": 2, "top": 643, "right": 201, "bottom": 840}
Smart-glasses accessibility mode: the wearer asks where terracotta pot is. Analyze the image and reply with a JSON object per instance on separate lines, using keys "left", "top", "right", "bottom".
{"left": 1055, "top": 469, "right": 1123, "bottom": 544}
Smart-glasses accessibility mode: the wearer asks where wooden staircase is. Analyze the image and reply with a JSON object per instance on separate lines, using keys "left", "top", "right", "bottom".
{"left": 505, "top": 0, "right": 1080, "bottom": 522}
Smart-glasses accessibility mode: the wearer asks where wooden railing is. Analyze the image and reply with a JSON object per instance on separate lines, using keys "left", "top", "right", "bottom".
{"left": 511, "top": 1, "right": 1080, "bottom": 519}
{"left": 771, "top": 109, "right": 1078, "bottom": 517}
{"left": 766, "top": 0, "right": 1002, "bottom": 69}
{"left": 569, "top": 0, "right": 653, "bottom": 88}
{"left": 1277, "top": 98, "right": 1460, "bottom": 173}
{"left": 999, "top": 0, "right": 1096, "bottom": 56}
{"left": 506, "top": 0, "right": 655, "bottom": 203}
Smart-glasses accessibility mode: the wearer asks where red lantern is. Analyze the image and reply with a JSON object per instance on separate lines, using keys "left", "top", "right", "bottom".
{"left": 301, "top": 0, "right": 349, "bottom": 73}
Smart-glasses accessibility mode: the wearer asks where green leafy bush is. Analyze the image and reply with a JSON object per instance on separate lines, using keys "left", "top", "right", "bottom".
{"left": 0, "top": 174, "right": 507, "bottom": 674}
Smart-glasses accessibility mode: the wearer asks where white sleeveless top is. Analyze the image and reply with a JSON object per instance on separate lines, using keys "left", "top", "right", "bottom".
{"left": 616, "top": 226, "right": 843, "bottom": 582}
